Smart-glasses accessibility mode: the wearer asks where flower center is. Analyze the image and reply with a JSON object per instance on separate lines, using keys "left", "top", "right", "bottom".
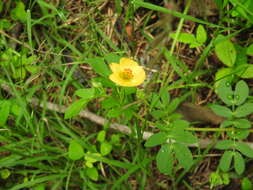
{"left": 120, "top": 68, "right": 134, "bottom": 80}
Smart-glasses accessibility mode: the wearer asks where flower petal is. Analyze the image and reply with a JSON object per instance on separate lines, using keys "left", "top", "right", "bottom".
{"left": 109, "top": 63, "right": 120, "bottom": 73}
{"left": 119, "top": 58, "right": 138, "bottom": 67}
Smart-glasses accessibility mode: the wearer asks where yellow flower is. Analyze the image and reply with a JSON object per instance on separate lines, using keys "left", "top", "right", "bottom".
{"left": 109, "top": 58, "right": 146, "bottom": 87}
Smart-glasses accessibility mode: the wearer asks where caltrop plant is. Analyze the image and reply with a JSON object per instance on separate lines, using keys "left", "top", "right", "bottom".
{"left": 211, "top": 80, "right": 253, "bottom": 175}
{"left": 145, "top": 88, "right": 198, "bottom": 175}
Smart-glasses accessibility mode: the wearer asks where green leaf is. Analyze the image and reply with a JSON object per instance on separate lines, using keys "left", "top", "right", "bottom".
{"left": 10, "top": 1, "right": 27, "bottom": 22}
{"left": 12, "top": 67, "right": 27, "bottom": 79}
{"left": 221, "top": 120, "right": 234, "bottom": 128}
{"left": 234, "top": 80, "right": 249, "bottom": 105}
{"left": 237, "top": 64, "right": 253, "bottom": 78}
{"left": 0, "top": 100, "right": 11, "bottom": 126}
{"left": 234, "top": 152, "right": 245, "bottom": 175}
{"left": 0, "top": 19, "right": 11, "bottom": 30}
{"left": 104, "top": 53, "right": 121, "bottom": 64}
{"left": 216, "top": 79, "right": 234, "bottom": 106}
{"left": 233, "top": 119, "right": 251, "bottom": 129}
{"left": 219, "top": 151, "right": 233, "bottom": 172}
{"left": 215, "top": 140, "right": 234, "bottom": 150}
{"left": 86, "top": 57, "right": 111, "bottom": 77}
{"left": 64, "top": 99, "right": 88, "bottom": 119}
{"left": 97, "top": 130, "right": 106, "bottom": 143}
{"left": 247, "top": 44, "right": 253, "bottom": 56}
{"left": 100, "top": 142, "right": 112, "bottom": 156}
{"left": 210, "top": 105, "right": 232, "bottom": 118}
{"left": 241, "top": 177, "right": 253, "bottom": 190}
{"left": 171, "top": 130, "right": 198, "bottom": 144}
{"left": 86, "top": 167, "right": 98, "bottom": 181}
{"left": 215, "top": 37, "right": 236, "bottom": 67}
{"left": 172, "top": 119, "right": 189, "bottom": 130}
{"left": 235, "top": 44, "right": 248, "bottom": 66}
{"left": 166, "top": 98, "right": 181, "bottom": 114}
{"left": 159, "top": 87, "right": 170, "bottom": 106}
{"left": 196, "top": 25, "right": 207, "bottom": 44}
{"left": 101, "top": 97, "right": 119, "bottom": 109}
{"left": 170, "top": 33, "right": 197, "bottom": 44}
{"left": 151, "top": 110, "right": 167, "bottom": 119}
{"left": 150, "top": 93, "right": 163, "bottom": 109}
{"left": 235, "top": 142, "right": 253, "bottom": 158}
{"left": 234, "top": 103, "right": 253, "bottom": 118}
{"left": 156, "top": 144, "right": 173, "bottom": 175}
{"left": 74, "top": 88, "right": 95, "bottom": 99}
{"left": 0, "top": 169, "right": 10, "bottom": 180}
{"left": 227, "top": 129, "right": 249, "bottom": 140}
{"left": 68, "top": 140, "right": 85, "bottom": 160}
{"left": 106, "top": 107, "right": 123, "bottom": 118}
{"left": 173, "top": 143, "right": 193, "bottom": 170}
{"left": 145, "top": 132, "right": 168, "bottom": 147}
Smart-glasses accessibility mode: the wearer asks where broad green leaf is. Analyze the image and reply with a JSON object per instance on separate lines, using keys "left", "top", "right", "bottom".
{"left": 100, "top": 142, "right": 112, "bottom": 156}
{"left": 106, "top": 107, "right": 123, "bottom": 118}
{"left": 0, "top": 100, "right": 11, "bottom": 126}
{"left": 97, "top": 130, "right": 106, "bottom": 143}
{"left": 221, "top": 120, "right": 234, "bottom": 128}
{"left": 172, "top": 119, "right": 189, "bottom": 130}
{"left": 0, "top": 19, "right": 11, "bottom": 29}
{"left": 173, "top": 143, "right": 193, "bottom": 170}
{"left": 159, "top": 87, "right": 170, "bottom": 106}
{"left": 235, "top": 142, "right": 253, "bottom": 158}
{"left": 237, "top": 64, "right": 253, "bottom": 78}
{"left": 234, "top": 80, "right": 249, "bottom": 105}
{"left": 215, "top": 140, "right": 234, "bottom": 150}
{"left": 216, "top": 79, "right": 234, "bottom": 106}
{"left": 241, "top": 177, "right": 253, "bottom": 190}
{"left": 145, "top": 132, "right": 168, "bottom": 147}
{"left": 68, "top": 140, "right": 85, "bottom": 160}
{"left": 247, "top": 44, "right": 253, "bottom": 56}
{"left": 196, "top": 25, "right": 207, "bottom": 44}
{"left": 74, "top": 88, "right": 95, "bottom": 99}
{"left": 210, "top": 105, "right": 233, "bottom": 118}
{"left": 171, "top": 130, "right": 198, "bottom": 144}
{"left": 86, "top": 57, "right": 111, "bottom": 77}
{"left": 0, "top": 169, "right": 10, "bottom": 180}
{"left": 156, "top": 144, "right": 173, "bottom": 175}
{"left": 219, "top": 151, "right": 233, "bottom": 172}
{"left": 110, "top": 134, "right": 121, "bottom": 146}
{"left": 64, "top": 99, "right": 88, "bottom": 119}
{"left": 189, "top": 41, "right": 201, "bottom": 48}
{"left": 10, "top": 1, "right": 27, "bottom": 22}
{"left": 166, "top": 98, "right": 181, "bottom": 114}
{"left": 104, "top": 53, "right": 121, "bottom": 64}
{"left": 215, "top": 38, "right": 236, "bottom": 67}
{"left": 233, "top": 119, "right": 251, "bottom": 129}
{"left": 150, "top": 93, "right": 163, "bottom": 109}
{"left": 215, "top": 68, "right": 234, "bottom": 86}
{"left": 227, "top": 129, "right": 249, "bottom": 140}
{"left": 234, "top": 103, "right": 253, "bottom": 118}
{"left": 235, "top": 44, "right": 247, "bottom": 66}
{"left": 234, "top": 152, "right": 245, "bottom": 175}
{"left": 12, "top": 67, "right": 27, "bottom": 79}
{"left": 170, "top": 33, "right": 197, "bottom": 44}
{"left": 11, "top": 103, "right": 21, "bottom": 116}
{"left": 26, "top": 65, "right": 39, "bottom": 74}
{"left": 33, "top": 184, "right": 46, "bottom": 190}
{"left": 86, "top": 167, "right": 98, "bottom": 181}
{"left": 151, "top": 110, "right": 167, "bottom": 119}
{"left": 101, "top": 97, "right": 119, "bottom": 109}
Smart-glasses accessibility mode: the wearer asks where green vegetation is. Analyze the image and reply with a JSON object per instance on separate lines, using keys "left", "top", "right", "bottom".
{"left": 1, "top": 0, "right": 253, "bottom": 189}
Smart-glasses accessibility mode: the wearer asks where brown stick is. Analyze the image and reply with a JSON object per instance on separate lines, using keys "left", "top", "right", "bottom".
{"left": 1, "top": 83, "right": 253, "bottom": 150}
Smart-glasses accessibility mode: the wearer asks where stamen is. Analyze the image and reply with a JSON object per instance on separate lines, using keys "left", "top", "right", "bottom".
{"left": 120, "top": 68, "right": 134, "bottom": 80}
